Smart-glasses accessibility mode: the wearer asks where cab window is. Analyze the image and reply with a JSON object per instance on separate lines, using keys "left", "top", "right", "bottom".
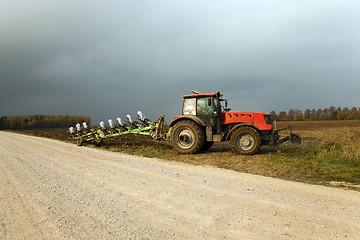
{"left": 183, "top": 98, "right": 196, "bottom": 115}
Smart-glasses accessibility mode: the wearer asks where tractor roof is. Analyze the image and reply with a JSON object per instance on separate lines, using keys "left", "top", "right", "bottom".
{"left": 182, "top": 90, "right": 221, "bottom": 99}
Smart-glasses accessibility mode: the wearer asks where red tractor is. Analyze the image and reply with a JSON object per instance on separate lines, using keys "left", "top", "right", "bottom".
{"left": 169, "top": 90, "right": 301, "bottom": 154}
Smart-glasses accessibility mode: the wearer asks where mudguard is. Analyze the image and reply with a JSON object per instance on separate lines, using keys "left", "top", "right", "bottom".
{"left": 225, "top": 123, "right": 257, "bottom": 140}
{"left": 170, "top": 115, "right": 206, "bottom": 128}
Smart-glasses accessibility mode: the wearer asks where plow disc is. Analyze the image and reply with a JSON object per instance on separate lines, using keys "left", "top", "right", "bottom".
{"left": 69, "top": 111, "right": 170, "bottom": 146}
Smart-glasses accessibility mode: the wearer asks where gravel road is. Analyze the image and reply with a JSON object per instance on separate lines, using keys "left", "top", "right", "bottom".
{"left": 0, "top": 131, "right": 359, "bottom": 239}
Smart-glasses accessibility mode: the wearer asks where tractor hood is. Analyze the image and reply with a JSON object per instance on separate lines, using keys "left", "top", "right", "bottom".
{"left": 221, "top": 111, "right": 273, "bottom": 131}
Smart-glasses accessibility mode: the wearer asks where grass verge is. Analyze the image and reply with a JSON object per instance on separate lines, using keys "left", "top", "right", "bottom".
{"left": 266, "top": 132, "right": 360, "bottom": 189}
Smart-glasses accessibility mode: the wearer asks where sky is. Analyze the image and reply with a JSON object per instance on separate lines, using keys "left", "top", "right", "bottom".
{"left": 1, "top": 0, "right": 360, "bottom": 124}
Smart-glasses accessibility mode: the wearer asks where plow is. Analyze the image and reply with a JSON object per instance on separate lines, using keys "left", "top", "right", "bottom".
{"left": 69, "top": 112, "right": 169, "bottom": 146}
{"left": 69, "top": 91, "right": 301, "bottom": 155}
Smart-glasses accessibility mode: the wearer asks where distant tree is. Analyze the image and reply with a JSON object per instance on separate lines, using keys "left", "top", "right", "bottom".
{"left": 304, "top": 109, "right": 311, "bottom": 120}
{"left": 288, "top": 109, "right": 295, "bottom": 121}
{"left": 0, "top": 115, "right": 91, "bottom": 130}
{"left": 270, "top": 111, "right": 277, "bottom": 121}
{"left": 336, "top": 107, "right": 344, "bottom": 120}
{"left": 294, "top": 109, "right": 302, "bottom": 115}
{"left": 293, "top": 114, "right": 302, "bottom": 121}
{"left": 309, "top": 109, "right": 317, "bottom": 121}
{"left": 316, "top": 109, "right": 323, "bottom": 120}
{"left": 342, "top": 107, "right": 350, "bottom": 120}
{"left": 349, "top": 107, "right": 358, "bottom": 120}
{"left": 329, "top": 106, "right": 337, "bottom": 120}
{"left": 322, "top": 108, "right": 329, "bottom": 120}
{"left": 278, "top": 111, "right": 288, "bottom": 121}
{"left": 269, "top": 106, "right": 360, "bottom": 122}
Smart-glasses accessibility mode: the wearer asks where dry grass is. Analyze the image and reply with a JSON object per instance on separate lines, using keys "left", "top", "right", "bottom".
{"left": 267, "top": 121, "right": 360, "bottom": 189}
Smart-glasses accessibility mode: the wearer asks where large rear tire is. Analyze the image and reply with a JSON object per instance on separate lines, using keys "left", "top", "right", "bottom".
{"left": 230, "top": 127, "right": 261, "bottom": 155}
{"left": 171, "top": 120, "right": 205, "bottom": 154}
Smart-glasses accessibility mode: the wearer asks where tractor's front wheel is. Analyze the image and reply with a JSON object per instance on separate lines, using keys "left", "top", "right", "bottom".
{"left": 171, "top": 120, "right": 205, "bottom": 154}
{"left": 230, "top": 127, "right": 261, "bottom": 155}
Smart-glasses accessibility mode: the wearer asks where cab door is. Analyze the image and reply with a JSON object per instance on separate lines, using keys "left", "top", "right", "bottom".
{"left": 196, "top": 97, "right": 215, "bottom": 126}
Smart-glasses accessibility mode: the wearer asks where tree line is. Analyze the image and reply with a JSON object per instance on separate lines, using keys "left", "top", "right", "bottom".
{"left": 0, "top": 115, "right": 91, "bottom": 130}
{"left": 270, "top": 106, "right": 360, "bottom": 121}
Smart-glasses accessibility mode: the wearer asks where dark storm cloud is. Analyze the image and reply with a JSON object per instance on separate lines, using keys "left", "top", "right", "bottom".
{"left": 1, "top": 0, "right": 360, "bottom": 123}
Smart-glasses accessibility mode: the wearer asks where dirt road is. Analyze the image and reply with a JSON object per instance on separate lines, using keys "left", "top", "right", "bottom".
{"left": 0, "top": 132, "right": 359, "bottom": 239}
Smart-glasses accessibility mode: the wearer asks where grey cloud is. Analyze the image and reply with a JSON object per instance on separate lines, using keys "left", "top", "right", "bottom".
{"left": 1, "top": 0, "right": 360, "bottom": 123}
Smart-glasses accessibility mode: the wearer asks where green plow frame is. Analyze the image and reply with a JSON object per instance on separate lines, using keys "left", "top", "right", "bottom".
{"left": 69, "top": 111, "right": 171, "bottom": 146}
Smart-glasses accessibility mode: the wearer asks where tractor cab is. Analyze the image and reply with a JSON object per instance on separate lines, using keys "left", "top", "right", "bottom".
{"left": 183, "top": 94, "right": 215, "bottom": 126}
{"left": 181, "top": 90, "right": 227, "bottom": 132}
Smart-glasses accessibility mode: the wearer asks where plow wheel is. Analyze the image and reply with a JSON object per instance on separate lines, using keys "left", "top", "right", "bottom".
{"left": 76, "top": 136, "right": 85, "bottom": 146}
{"left": 92, "top": 134, "right": 102, "bottom": 146}
{"left": 230, "top": 126, "right": 261, "bottom": 155}
{"left": 171, "top": 120, "right": 205, "bottom": 154}
{"left": 94, "top": 138, "right": 102, "bottom": 147}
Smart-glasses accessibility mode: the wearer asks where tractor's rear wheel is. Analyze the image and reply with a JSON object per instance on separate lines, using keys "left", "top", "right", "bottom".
{"left": 77, "top": 136, "right": 85, "bottom": 146}
{"left": 230, "top": 127, "right": 261, "bottom": 155}
{"left": 171, "top": 120, "right": 205, "bottom": 154}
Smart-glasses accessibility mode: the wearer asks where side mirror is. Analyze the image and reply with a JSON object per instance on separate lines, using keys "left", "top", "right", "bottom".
{"left": 224, "top": 99, "right": 231, "bottom": 111}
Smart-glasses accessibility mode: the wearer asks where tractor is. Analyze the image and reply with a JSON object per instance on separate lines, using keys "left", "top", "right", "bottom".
{"left": 69, "top": 90, "right": 300, "bottom": 155}
{"left": 169, "top": 90, "right": 300, "bottom": 154}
